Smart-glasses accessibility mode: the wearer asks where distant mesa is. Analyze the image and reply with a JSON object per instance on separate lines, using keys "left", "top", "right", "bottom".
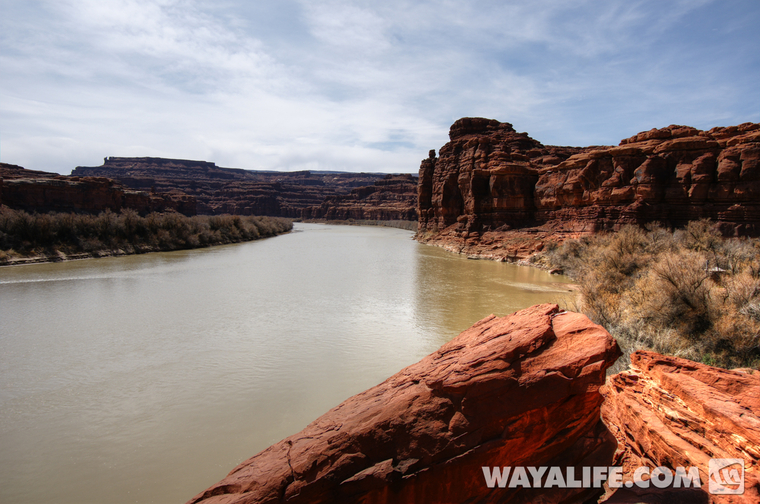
{"left": 72, "top": 158, "right": 418, "bottom": 220}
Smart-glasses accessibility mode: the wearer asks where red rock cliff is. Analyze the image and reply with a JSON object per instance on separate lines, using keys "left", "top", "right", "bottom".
{"left": 303, "top": 174, "right": 418, "bottom": 221}
{"left": 0, "top": 162, "right": 196, "bottom": 215}
{"left": 417, "top": 118, "right": 760, "bottom": 254}
{"left": 188, "top": 304, "right": 621, "bottom": 504}
{"left": 73, "top": 157, "right": 417, "bottom": 219}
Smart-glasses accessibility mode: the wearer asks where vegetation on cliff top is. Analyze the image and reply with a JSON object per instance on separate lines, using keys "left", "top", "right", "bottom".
{"left": 0, "top": 206, "right": 292, "bottom": 265}
{"left": 532, "top": 220, "right": 760, "bottom": 370}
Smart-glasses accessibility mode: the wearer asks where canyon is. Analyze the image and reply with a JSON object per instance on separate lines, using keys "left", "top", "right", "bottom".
{"left": 188, "top": 304, "right": 760, "bottom": 504}
{"left": 71, "top": 157, "right": 417, "bottom": 220}
{"left": 1, "top": 158, "right": 418, "bottom": 221}
{"left": 0, "top": 162, "right": 195, "bottom": 216}
{"left": 417, "top": 118, "right": 760, "bottom": 260}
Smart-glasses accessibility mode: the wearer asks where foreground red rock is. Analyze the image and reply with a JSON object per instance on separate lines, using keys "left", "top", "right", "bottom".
{"left": 188, "top": 304, "right": 620, "bottom": 504}
{"left": 600, "top": 351, "right": 760, "bottom": 503}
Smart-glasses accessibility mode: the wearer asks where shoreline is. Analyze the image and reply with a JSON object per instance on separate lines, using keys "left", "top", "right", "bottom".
{"left": 299, "top": 218, "right": 417, "bottom": 231}
{"left": 0, "top": 230, "right": 292, "bottom": 268}
{"left": 412, "top": 231, "right": 580, "bottom": 295}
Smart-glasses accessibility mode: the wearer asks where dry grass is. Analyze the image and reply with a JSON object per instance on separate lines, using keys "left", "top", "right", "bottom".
{"left": 537, "top": 221, "right": 760, "bottom": 370}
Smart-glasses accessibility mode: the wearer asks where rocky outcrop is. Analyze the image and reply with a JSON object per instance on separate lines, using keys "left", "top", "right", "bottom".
{"left": 417, "top": 118, "right": 760, "bottom": 259}
{"left": 303, "top": 174, "right": 418, "bottom": 221}
{"left": 600, "top": 350, "right": 760, "bottom": 503}
{"left": 417, "top": 118, "right": 585, "bottom": 236}
{"left": 72, "top": 157, "right": 413, "bottom": 218}
{"left": 0, "top": 163, "right": 196, "bottom": 215}
{"left": 535, "top": 123, "right": 760, "bottom": 236}
{"left": 188, "top": 304, "right": 621, "bottom": 504}
{"left": 186, "top": 305, "right": 760, "bottom": 503}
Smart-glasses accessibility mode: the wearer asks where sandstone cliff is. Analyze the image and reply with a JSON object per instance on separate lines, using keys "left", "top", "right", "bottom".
{"left": 73, "top": 157, "right": 417, "bottom": 220}
{"left": 417, "top": 118, "right": 760, "bottom": 260}
{"left": 188, "top": 304, "right": 621, "bottom": 504}
{"left": 303, "top": 174, "right": 418, "bottom": 221}
{"left": 0, "top": 162, "right": 196, "bottom": 215}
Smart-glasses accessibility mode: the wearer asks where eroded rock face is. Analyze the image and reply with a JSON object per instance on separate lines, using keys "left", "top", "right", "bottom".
{"left": 187, "top": 304, "right": 621, "bottom": 504}
{"left": 303, "top": 174, "right": 418, "bottom": 221}
{"left": 417, "top": 118, "right": 760, "bottom": 258}
{"left": 0, "top": 163, "right": 196, "bottom": 215}
{"left": 417, "top": 118, "right": 584, "bottom": 236}
{"left": 73, "top": 157, "right": 416, "bottom": 219}
{"left": 600, "top": 351, "right": 760, "bottom": 503}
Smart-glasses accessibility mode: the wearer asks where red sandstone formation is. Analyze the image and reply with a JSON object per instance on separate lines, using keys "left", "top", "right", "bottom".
{"left": 600, "top": 351, "right": 760, "bottom": 504}
{"left": 417, "top": 118, "right": 760, "bottom": 260}
{"left": 303, "top": 174, "right": 418, "bottom": 221}
{"left": 187, "top": 304, "right": 621, "bottom": 504}
{"left": 72, "top": 157, "right": 417, "bottom": 219}
{"left": 0, "top": 162, "right": 195, "bottom": 215}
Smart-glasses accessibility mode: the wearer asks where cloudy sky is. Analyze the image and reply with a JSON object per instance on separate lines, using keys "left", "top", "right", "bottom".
{"left": 1, "top": 0, "right": 759, "bottom": 174}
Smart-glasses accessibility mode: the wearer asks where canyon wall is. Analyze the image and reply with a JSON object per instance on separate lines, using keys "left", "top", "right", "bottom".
{"left": 303, "top": 174, "right": 418, "bottom": 221}
{"left": 417, "top": 118, "right": 760, "bottom": 256}
{"left": 73, "top": 157, "right": 417, "bottom": 219}
{"left": 0, "top": 162, "right": 195, "bottom": 215}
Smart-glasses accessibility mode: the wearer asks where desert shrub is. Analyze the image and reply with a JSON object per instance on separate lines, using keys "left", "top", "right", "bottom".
{"left": 542, "top": 220, "right": 760, "bottom": 369}
{"left": 0, "top": 206, "right": 293, "bottom": 261}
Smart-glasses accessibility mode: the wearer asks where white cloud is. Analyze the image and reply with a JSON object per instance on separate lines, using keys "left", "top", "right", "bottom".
{"left": 1, "top": 0, "right": 758, "bottom": 174}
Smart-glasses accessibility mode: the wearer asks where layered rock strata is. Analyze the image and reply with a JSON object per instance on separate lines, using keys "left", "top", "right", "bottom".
{"left": 303, "top": 174, "right": 418, "bottom": 221}
{"left": 188, "top": 304, "right": 621, "bottom": 504}
{"left": 0, "top": 162, "right": 195, "bottom": 215}
{"left": 417, "top": 118, "right": 760, "bottom": 260}
{"left": 600, "top": 350, "right": 760, "bottom": 503}
{"left": 73, "top": 157, "right": 417, "bottom": 219}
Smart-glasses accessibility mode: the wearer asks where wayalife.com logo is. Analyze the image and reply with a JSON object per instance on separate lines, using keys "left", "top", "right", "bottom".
{"left": 709, "top": 458, "right": 744, "bottom": 495}
{"left": 482, "top": 458, "right": 745, "bottom": 496}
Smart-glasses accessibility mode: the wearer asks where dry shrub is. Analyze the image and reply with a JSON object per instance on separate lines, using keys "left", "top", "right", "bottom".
{"left": 543, "top": 221, "right": 760, "bottom": 369}
{"left": 0, "top": 206, "right": 293, "bottom": 260}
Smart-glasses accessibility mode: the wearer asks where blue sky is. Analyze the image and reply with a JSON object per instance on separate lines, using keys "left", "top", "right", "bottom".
{"left": 1, "top": 0, "right": 759, "bottom": 174}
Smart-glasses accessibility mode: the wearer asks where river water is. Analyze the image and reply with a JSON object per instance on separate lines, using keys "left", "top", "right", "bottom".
{"left": 0, "top": 223, "right": 574, "bottom": 504}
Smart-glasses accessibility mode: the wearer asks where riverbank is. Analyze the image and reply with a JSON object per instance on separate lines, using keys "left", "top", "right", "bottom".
{"left": 300, "top": 218, "right": 417, "bottom": 231}
{"left": 0, "top": 206, "right": 292, "bottom": 266}
{"left": 415, "top": 219, "right": 760, "bottom": 370}
{"left": 413, "top": 222, "right": 588, "bottom": 264}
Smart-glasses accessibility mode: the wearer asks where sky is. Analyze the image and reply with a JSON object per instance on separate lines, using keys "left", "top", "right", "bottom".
{"left": 1, "top": 0, "right": 759, "bottom": 175}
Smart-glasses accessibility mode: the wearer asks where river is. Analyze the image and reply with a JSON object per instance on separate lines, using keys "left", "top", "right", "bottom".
{"left": 0, "top": 223, "right": 574, "bottom": 503}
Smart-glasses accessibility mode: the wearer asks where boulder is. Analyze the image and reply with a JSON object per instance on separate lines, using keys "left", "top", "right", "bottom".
{"left": 600, "top": 351, "right": 760, "bottom": 503}
{"left": 187, "top": 304, "right": 621, "bottom": 504}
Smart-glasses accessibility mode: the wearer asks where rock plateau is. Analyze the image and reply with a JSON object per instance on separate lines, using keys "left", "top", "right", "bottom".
{"left": 0, "top": 162, "right": 195, "bottom": 215}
